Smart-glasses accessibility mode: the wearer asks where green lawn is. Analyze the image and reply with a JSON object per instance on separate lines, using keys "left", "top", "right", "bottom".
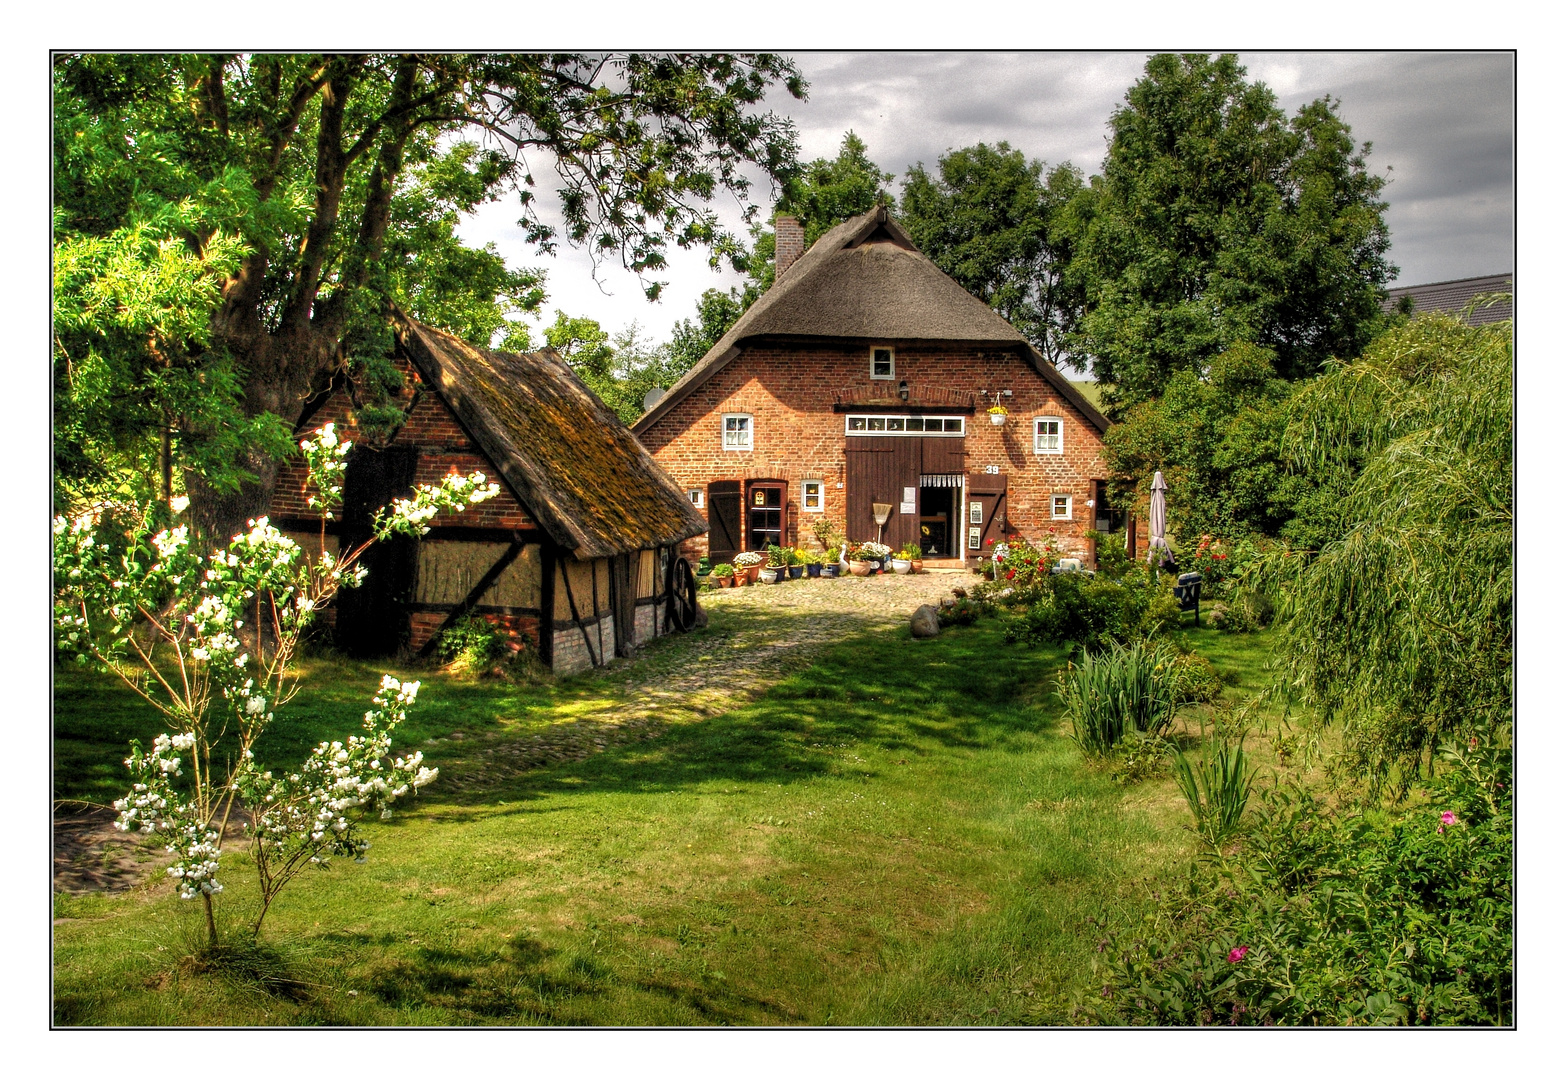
{"left": 53, "top": 611, "right": 1281, "bottom": 1026}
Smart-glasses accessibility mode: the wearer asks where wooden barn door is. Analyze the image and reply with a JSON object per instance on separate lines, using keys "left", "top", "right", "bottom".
{"left": 845, "top": 437, "right": 920, "bottom": 548}
{"left": 706, "top": 481, "right": 742, "bottom": 564}
{"left": 337, "top": 445, "right": 420, "bottom": 657}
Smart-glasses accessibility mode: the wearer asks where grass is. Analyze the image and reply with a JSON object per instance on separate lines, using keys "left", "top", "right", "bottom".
{"left": 53, "top": 607, "right": 1286, "bottom": 1026}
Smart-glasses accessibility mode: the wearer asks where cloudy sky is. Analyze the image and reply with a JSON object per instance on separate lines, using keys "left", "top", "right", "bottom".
{"left": 457, "top": 50, "right": 1515, "bottom": 351}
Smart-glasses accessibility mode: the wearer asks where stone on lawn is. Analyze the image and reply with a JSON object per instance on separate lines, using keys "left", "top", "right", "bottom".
{"left": 910, "top": 604, "right": 940, "bottom": 638}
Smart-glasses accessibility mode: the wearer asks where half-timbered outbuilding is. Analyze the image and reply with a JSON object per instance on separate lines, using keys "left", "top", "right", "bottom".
{"left": 268, "top": 312, "right": 707, "bottom": 673}
{"left": 633, "top": 207, "right": 1117, "bottom": 569}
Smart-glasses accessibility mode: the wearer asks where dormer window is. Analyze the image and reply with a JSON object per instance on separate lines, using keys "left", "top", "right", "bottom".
{"left": 871, "top": 347, "right": 895, "bottom": 380}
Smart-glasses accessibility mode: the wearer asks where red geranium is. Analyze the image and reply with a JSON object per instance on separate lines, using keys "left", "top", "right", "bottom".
{"left": 1006, "top": 569, "right": 1016, "bottom": 580}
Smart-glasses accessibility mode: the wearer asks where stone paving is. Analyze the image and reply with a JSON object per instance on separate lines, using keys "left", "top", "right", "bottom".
{"left": 443, "top": 571, "right": 967, "bottom": 791}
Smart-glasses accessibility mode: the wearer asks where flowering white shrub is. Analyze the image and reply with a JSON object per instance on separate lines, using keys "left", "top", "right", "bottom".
{"left": 857, "top": 541, "right": 892, "bottom": 560}
{"left": 54, "top": 426, "right": 499, "bottom": 944}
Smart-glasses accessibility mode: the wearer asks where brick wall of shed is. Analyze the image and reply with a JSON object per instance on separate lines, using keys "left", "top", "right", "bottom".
{"left": 272, "top": 356, "right": 536, "bottom": 532}
{"left": 638, "top": 341, "right": 1108, "bottom": 561}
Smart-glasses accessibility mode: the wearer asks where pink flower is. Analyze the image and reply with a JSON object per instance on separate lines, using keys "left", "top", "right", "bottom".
{"left": 1441, "top": 811, "right": 1457, "bottom": 826}
{"left": 1227, "top": 946, "right": 1249, "bottom": 963}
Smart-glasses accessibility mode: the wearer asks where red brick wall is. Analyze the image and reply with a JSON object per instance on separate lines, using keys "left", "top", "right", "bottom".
{"left": 272, "top": 356, "right": 535, "bottom": 531}
{"left": 638, "top": 340, "right": 1108, "bottom": 560}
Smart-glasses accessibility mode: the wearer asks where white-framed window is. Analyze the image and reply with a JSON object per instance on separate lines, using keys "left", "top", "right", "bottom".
{"left": 1052, "top": 494, "right": 1073, "bottom": 520}
{"left": 845, "top": 414, "right": 964, "bottom": 436}
{"left": 802, "top": 479, "right": 824, "bottom": 512}
{"left": 687, "top": 489, "right": 705, "bottom": 509}
{"left": 871, "top": 346, "right": 895, "bottom": 380}
{"left": 1034, "top": 416, "right": 1063, "bottom": 454}
{"left": 722, "top": 413, "right": 753, "bottom": 451}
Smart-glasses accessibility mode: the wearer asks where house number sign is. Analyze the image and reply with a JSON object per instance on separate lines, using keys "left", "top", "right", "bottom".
{"left": 983, "top": 465, "right": 1000, "bottom": 474}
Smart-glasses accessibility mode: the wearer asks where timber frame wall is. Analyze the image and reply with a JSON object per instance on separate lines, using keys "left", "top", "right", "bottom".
{"left": 272, "top": 356, "right": 678, "bottom": 672}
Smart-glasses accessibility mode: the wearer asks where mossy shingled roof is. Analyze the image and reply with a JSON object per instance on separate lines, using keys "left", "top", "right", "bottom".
{"left": 396, "top": 313, "right": 707, "bottom": 558}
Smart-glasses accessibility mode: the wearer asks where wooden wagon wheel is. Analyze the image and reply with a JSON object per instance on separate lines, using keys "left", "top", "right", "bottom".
{"left": 668, "top": 557, "right": 699, "bottom": 632}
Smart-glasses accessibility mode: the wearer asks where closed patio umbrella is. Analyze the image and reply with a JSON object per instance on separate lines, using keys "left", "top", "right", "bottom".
{"left": 1147, "top": 470, "right": 1168, "bottom": 564}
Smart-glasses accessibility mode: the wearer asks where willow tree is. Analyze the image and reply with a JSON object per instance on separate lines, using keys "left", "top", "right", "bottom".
{"left": 53, "top": 53, "right": 805, "bottom": 535}
{"left": 1267, "top": 308, "right": 1512, "bottom": 792}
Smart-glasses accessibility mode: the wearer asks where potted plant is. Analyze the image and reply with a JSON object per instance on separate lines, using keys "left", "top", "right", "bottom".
{"left": 765, "top": 544, "right": 789, "bottom": 584}
{"left": 845, "top": 541, "right": 872, "bottom": 577}
{"left": 892, "top": 542, "right": 920, "bottom": 574}
{"left": 859, "top": 540, "right": 891, "bottom": 573}
{"left": 821, "top": 546, "right": 840, "bottom": 578}
{"left": 733, "top": 550, "right": 763, "bottom": 585}
{"left": 711, "top": 562, "right": 735, "bottom": 588}
{"left": 786, "top": 547, "right": 805, "bottom": 579}
{"left": 803, "top": 548, "right": 823, "bottom": 578}
{"left": 988, "top": 404, "right": 1008, "bottom": 426}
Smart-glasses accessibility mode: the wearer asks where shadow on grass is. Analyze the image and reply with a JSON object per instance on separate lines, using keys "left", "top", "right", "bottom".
{"left": 357, "top": 933, "right": 798, "bottom": 1024}
{"left": 429, "top": 623, "right": 1071, "bottom": 811}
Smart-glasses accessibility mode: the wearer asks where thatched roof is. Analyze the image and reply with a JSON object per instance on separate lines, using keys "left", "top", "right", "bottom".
{"left": 395, "top": 312, "right": 707, "bottom": 559}
{"left": 634, "top": 206, "right": 1109, "bottom": 435}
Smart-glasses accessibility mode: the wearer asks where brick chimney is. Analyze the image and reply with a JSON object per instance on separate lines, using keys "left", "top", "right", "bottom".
{"left": 773, "top": 214, "right": 804, "bottom": 284}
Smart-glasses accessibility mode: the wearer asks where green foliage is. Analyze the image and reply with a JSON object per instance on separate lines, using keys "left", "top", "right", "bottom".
{"left": 1268, "top": 313, "right": 1512, "bottom": 791}
{"left": 710, "top": 563, "right": 735, "bottom": 578}
{"left": 1057, "top": 641, "right": 1180, "bottom": 755}
{"left": 900, "top": 143, "right": 1086, "bottom": 367}
{"left": 1101, "top": 343, "right": 1341, "bottom": 547}
{"left": 436, "top": 615, "right": 508, "bottom": 672}
{"left": 1068, "top": 54, "right": 1394, "bottom": 414}
{"left": 1004, "top": 563, "right": 1180, "bottom": 651}
{"left": 542, "top": 315, "right": 697, "bottom": 425}
{"left": 1171, "top": 737, "right": 1257, "bottom": 849}
{"left": 54, "top": 53, "right": 805, "bottom": 530}
{"left": 1107, "top": 729, "right": 1176, "bottom": 786}
{"left": 936, "top": 597, "right": 982, "bottom": 627}
{"left": 1086, "top": 728, "right": 1512, "bottom": 1025}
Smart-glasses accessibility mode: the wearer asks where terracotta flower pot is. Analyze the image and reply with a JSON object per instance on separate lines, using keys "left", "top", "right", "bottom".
{"left": 911, "top": 560, "right": 924, "bottom": 574}
{"left": 848, "top": 559, "right": 873, "bottom": 577}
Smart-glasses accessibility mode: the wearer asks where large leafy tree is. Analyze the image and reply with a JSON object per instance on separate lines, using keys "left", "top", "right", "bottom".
{"left": 1069, "top": 54, "right": 1394, "bottom": 416}
{"left": 899, "top": 143, "right": 1086, "bottom": 368}
{"left": 53, "top": 53, "right": 805, "bottom": 535}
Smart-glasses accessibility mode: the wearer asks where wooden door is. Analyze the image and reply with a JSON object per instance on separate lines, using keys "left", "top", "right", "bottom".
{"left": 610, "top": 552, "right": 636, "bottom": 657}
{"left": 845, "top": 436, "right": 922, "bottom": 548}
{"left": 745, "top": 480, "right": 788, "bottom": 552}
{"left": 965, "top": 471, "right": 1008, "bottom": 565}
{"left": 707, "top": 481, "right": 742, "bottom": 563}
{"left": 337, "top": 445, "right": 420, "bottom": 657}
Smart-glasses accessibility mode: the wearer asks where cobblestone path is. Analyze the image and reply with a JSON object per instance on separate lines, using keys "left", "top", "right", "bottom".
{"left": 443, "top": 572, "right": 965, "bottom": 791}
